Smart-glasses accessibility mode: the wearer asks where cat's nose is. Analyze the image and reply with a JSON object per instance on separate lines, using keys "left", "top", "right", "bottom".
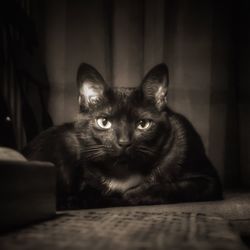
{"left": 118, "top": 139, "right": 131, "bottom": 148}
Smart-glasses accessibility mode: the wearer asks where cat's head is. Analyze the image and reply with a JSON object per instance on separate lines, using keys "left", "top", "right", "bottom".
{"left": 75, "top": 63, "right": 171, "bottom": 174}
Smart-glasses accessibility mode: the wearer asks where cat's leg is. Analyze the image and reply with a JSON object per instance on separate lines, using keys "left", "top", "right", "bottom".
{"left": 123, "top": 175, "right": 222, "bottom": 205}
{"left": 171, "top": 175, "right": 223, "bottom": 202}
{"left": 56, "top": 162, "right": 83, "bottom": 210}
{"left": 57, "top": 173, "right": 75, "bottom": 210}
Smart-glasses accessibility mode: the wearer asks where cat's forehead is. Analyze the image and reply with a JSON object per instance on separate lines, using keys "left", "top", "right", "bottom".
{"left": 90, "top": 86, "right": 161, "bottom": 117}
{"left": 112, "top": 87, "right": 138, "bottom": 106}
{"left": 90, "top": 87, "right": 138, "bottom": 116}
{"left": 91, "top": 87, "right": 161, "bottom": 118}
{"left": 113, "top": 87, "right": 137, "bottom": 97}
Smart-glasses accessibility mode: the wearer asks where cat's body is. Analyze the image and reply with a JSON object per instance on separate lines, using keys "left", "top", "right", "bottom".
{"left": 23, "top": 64, "right": 222, "bottom": 209}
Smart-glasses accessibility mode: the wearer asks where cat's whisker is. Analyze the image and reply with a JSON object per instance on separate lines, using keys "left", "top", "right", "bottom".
{"left": 83, "top": 148, "right": 106, "bottom": 161}
{"left": 80, "top": 145, "right": 106, "bottom": 153}
{"left": 137, "top": 146, "right": 156, "bottom": 156}
{"left": 81, "top": 148, "right": 103, "bottom": 153}
{"left": 85, "top": 144, "right": 105, "bottom": 148}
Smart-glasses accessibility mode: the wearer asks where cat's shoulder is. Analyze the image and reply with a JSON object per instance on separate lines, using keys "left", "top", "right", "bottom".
{"left": 167, "top": 108, "right": 205, "bottom": 152}
{"left": 167, "top": 108, "right": 198, "bottom": 133}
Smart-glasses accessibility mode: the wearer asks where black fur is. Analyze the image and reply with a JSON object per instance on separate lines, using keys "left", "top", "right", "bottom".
{"left": 23, "top": 63, "right": 222, "bottom": 209}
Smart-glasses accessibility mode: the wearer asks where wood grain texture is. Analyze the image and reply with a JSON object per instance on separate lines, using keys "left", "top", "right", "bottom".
{"left": 0, "top": 208, "right": 248, "bottom": 250}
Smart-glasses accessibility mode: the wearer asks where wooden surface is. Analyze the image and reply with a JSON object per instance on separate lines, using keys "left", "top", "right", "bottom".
{"left": 0, "top": 192, "right": 250, "bottom": 250}
{"left": 0, "top": 210, "right": 247, "bottom": 250}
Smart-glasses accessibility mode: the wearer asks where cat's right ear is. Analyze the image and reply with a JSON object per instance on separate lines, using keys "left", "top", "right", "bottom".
{"left": 140, "top": 63, "right": 169, "bottom": 110}
{"left": 77, "top": 63, "right": 108, "bottom": 110}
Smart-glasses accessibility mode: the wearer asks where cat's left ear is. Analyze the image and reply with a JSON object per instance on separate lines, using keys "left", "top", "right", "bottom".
{"left": 140, "top": 63, "right": 169, "bottom": 110}
{"left": 77, "top": 63, "right": 109, "bottom": 110}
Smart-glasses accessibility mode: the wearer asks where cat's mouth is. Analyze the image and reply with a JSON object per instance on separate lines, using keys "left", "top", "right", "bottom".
{"left": 110, "top": 147, "right": 132, "bottom": 159}
{"left": 113, "top": 156, "right": 129, "bottom": 166}
{"left": 117, "top": 147, "right": 131, "bottom": 155}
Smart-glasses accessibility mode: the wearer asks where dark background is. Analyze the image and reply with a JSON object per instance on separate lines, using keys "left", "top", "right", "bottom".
{"left": 1, "top": 0, "right": 250, "bottom": 189}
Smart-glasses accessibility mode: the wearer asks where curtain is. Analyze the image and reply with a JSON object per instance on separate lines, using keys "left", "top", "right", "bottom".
{"left": 33, "top": 0, "right": 250, "bottom": 187}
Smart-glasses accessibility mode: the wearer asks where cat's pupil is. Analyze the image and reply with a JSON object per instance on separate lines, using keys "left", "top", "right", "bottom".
{"left": 139, "top": 120, "right": 147, "bottom": 127}
{"left": 102, "top": 118, "right": 108, "bottom": 126}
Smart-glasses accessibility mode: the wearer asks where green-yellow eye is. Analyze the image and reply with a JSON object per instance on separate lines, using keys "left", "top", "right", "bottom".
{"left": 137, "top": 120, "right": 152, "bottom": 130}
{"left": 96, "top": 117, "right": 112, "bottom": 129}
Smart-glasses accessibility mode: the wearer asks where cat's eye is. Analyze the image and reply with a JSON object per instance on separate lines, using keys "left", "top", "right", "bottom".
{"left": 137, "top": 119, "right": 152, "bottom": 130}
{"left": 96, "top": 117, "right": 112, "bottom": 129}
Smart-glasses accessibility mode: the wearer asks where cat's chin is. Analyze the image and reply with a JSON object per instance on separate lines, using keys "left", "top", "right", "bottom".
{"left": 113, "top": 156, "right": 130, "bottom": 167}
{"left": 110, "top": 148, "right": 131, "bottom": 157}
{"left": 107, "top": 149, "right": 132, "bottom": 162}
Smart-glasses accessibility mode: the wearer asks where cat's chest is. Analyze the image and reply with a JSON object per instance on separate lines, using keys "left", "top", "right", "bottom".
{"left": 104, "top": 175, "right": 143, "bottom": 193}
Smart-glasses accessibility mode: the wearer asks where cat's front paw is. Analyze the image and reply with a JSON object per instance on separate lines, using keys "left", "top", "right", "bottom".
{"left": 123, "top": 185, "right": 148, "bottom": 205}
{"left": 57, "top": 196, "right": 79, "bottom": 210}
{"left": 123, "top": 184, "right": 165, "bottom": 206}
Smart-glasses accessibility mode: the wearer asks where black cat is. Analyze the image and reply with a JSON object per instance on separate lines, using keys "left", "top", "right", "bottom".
{"left": 23, "top": 63, "right": 223, "bottom": 209}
